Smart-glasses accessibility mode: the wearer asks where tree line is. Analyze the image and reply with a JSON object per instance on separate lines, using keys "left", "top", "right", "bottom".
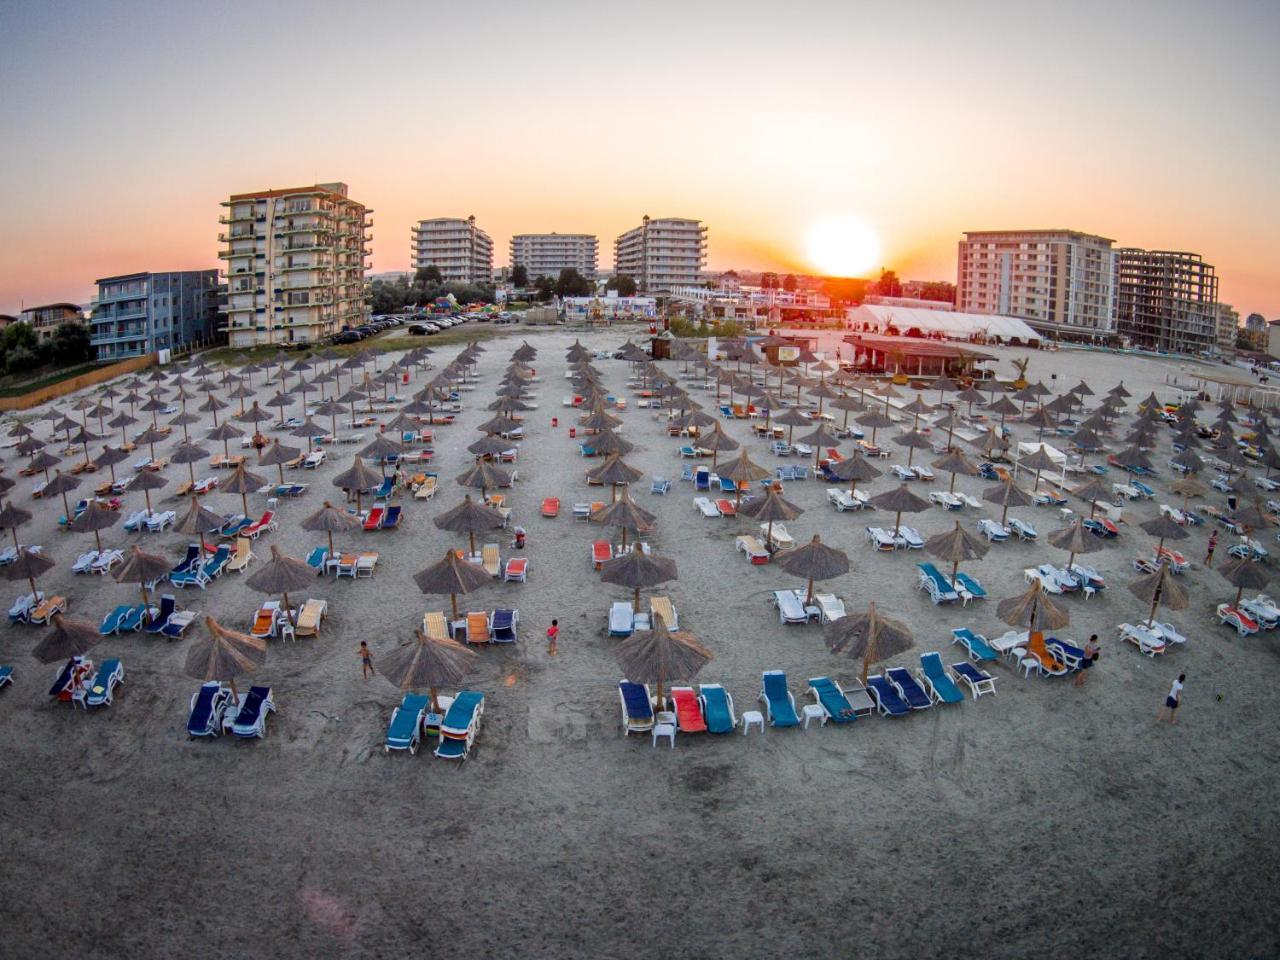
{"left": 0, "top": 322, "right": 93, "bottom": 377}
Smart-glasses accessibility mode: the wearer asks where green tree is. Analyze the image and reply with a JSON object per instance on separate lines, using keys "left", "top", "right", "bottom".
{"left": 50, "top": 322, "right": 92, "bottom": 365}
{"left": 510, "top": 264, "right": 529, "bottom": 287}
{"left": 554, "top": 268, "right": 592, "bottom": 298}
{"left": 782, "top": 274, "right": 797, "bottom": 293}
{"left": 606, "top": 274, "right": 638, "bottom": 297}
{"left": 917, "top": 281, "right": 956, "bottom": 304}
{"left": 874, "top": 270, "right": 902, "bottom": 297}
{"left": 533, "top": 275, "right": 555, "bottom": 302}
{"left": 416, "top": 265, "right": 443, "bottom": 286}
{"left": 760, "top": 272, "right": 779, "bottom": 290}
{"left": 371, "top": 277, "right": 412, "bottom": 314}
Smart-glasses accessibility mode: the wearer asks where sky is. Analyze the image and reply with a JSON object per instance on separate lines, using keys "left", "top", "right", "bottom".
{"left": 2, "top": 0, "right": 1278, "bottom": 317}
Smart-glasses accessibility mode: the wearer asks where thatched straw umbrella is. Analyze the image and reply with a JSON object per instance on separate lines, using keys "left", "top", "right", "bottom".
{"left": 717, "top": 450, "right": 772, "bottom": 506}
{"left": 1217, "top": 555, "right": 1272, "bottom": 607}
{"left": 781, "top": 534, "right": 849, "bottom": 605}
{"left": 1139, "top": 514, "right": 1190, "bottom": 560}
{"left": 184, "top": 615, "right": 268, "bottom": 702}
{"left": 869, "top": 483, "right": 929, "bottom": 537}
{"left": 589, "top": 489, "right": 656, "bottom": 550}
{"left": 615, "top": 614, "right": 712, "bottom": 710}
{"left": 300, "top": 500, "right": 362, "bottom": 558}
{"left": 931, "top": 449, "right": 979, "bottom": 494}
{"left": 774, "top": 407, "right": 813, "bottom": 445}
{"left": 433, "top": 495, "right": 507, "bottom": 556}
{"left": 245, "top": 545, "right": 317, "bottom": 626}
{"left": 1046, "top": 519, "right": 1104, "bottom": 574}
{"left": 738, "top": 486, "right": 803, "bottom": 549}
{"left": 172, "top": 495, "right": 226, "bottom": 561}
{"left": 381, "top": 628, "right": 478, "bottom": 716}
{"left": 358, "top": 434, "right": 407, "bottom": 478}
{"left": 332, "top": 455, "right": 382, "bottom": 511}
{"left": 1070, "top": 476, "right": 1113, "bottom": 518}
{"left": 3, "top": 546, "right": 55, "bottom": 600}
{"left": 1014, "top": 443, "right": 1060, "bottom": 491}
{"left": 797, "top": 422, "right": 842, "bottom": 468}
{"left": 130, "top": 469, "right": 168, "bottom": 514}
{"left": 825, "top": 601, "right": 914, "bottom": 683}
{"left": 170, "top": 439, "right": 210, "bottom": 488}
{"left": 468, "top": 435, "right": 515, "bottom": 459}
{"left": 43, "top": 470, "right": 81, "bottom": 526}
{"left": 982, "top": 477, "right": 1035, "bottom": 525}
{"left": 924, "top": 521, "right": 989, "bottom": 584}
{"left": 600, "top": 544, "right": 678, "bottom": 613}
{"left": 221, "top": 460, "right": 268, "bottom": 516}
{"left": 93, "top": 445, "right": 131, "bottom": 484}
{"left": 455, "top": 459, "right": 513, "bottom": 500}
{"left": 1128, "top": 564, "right": 1189, "bottom": 630}
{"left": 68, "top": 499, "right": 119, "bottom": 553}
{"left": 33, "top": 613, "right": 101, "bottom": 664}
{"left": 258, "top": 439, "right": 302, "bottom": 486}
{"left": 113, "top": 545, "right": 173, "bottom": 624}
{"left": 586, "top": 455, "right": 644, "bottom": 503}
{"left": 414, "top": 548, "right": 492, "bottom": 620}
{"left": 826, "top": 453, "right": 882, "bottom": 499}
{"left": 996, "top": 580, "right": 1070, "bottom": 635}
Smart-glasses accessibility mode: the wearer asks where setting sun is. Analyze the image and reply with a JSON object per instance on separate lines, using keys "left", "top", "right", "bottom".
{"left": 806, "top": 216, "right": 881, "bottom": 278}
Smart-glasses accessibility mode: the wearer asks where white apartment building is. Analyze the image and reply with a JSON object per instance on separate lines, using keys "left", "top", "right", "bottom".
{"left": 411, "top": 216, "right": 493, "bottom": 284}
{"left": 956, "top": 230, "right": 1116, "bottom": 341}
{"left": 510, "top": 233, "right": 598, "bottom": 281}
{"left": 614, "top": 216, "right": 707, "bottom": 294}
{"left": 219, "top": 182, "right": 371, "bottom": 348}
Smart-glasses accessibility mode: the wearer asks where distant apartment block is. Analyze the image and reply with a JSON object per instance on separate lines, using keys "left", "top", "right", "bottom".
{"left": 89, "top": 271, "right": 220, "bottom": 361}
{"left": 18, "top": 303, "right": 85, "bottom": 342}
{"left": 510, "top": 233, "right": 598, "bottom": 281}
{"left": 1115, "top": 249, "right": 1218, "bottom": 355}
{"left": 614, "top": 216, "right": 707, "bottom": 294}
{"left": 411, "top": 216, "right": 492, "bottom": 284}
{"left": 1216, "top": 303, "right": 1240, "bottom": 356}
{"left": 956, "top": 230, "right": 1116, "bottom": 340}
{"left": 219, "top": 182, "right": 371, "bottom": 348}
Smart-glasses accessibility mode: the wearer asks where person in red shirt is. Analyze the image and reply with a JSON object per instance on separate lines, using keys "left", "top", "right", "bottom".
{"left": 546, "top": 619, "right": 558, "bottom": 656}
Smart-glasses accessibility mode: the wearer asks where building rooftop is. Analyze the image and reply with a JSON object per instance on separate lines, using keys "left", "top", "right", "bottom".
{"left": 963, "top": 228, "right": 1116, "bottom": 244}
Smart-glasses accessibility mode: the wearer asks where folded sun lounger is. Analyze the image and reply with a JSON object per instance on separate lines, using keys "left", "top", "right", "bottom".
{"left": 385, "top": 693, "right": 430, "bottom": 754}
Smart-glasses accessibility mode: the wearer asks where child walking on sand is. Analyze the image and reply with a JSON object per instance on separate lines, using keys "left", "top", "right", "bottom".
{"left": 546, "top": 619, "right": 559, "bottom": 656}
{"left": 359, "top": 641, "right": 374, "bottom": 679}
{"left": 1157, "top": 673, "right": 1185, "bottom": 723}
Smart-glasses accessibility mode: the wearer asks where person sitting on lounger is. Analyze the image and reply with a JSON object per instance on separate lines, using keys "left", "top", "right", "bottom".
{"left": 513, "top": 527, "right": 526, "bottom": 550}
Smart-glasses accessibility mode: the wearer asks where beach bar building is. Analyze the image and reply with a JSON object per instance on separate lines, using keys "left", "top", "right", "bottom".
{"left": 842, "top": 334, "right": 997, "bottom": 380}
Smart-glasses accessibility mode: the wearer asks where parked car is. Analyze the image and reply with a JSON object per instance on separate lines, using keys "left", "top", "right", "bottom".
{"left": 332, "top": 331, "right": 361, "bottom": 344}
{"left": 408, "top": 324, "right": 431, "bottom": 336}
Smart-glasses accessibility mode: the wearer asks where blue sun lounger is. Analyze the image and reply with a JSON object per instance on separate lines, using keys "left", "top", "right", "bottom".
{"left": 807, "top": 676, "right": 857, "bottom": 723}
{"left": 760, "top": 670, "right": 800, "bottom": 727}
{"left": 955, "top": 572, "right": 987, "bottom": 601}
{"left": 229, "top": 686, "right": 275, "bottom": 739}
{"left": 371, "top": 478, "right": 394, "bottom": 499}
{"left": 491, "top": 609, "right": 517, "bottom": 643}
{"left": 385, "top": 693, "right": 430, "bottom": 754}
{"left": 919, "top": 653, "right": 965, "bottom": 704}
{"left": 144, "top": 594, "right": 176, "bottom": 634}
{"left": 887, "top": 667, "right": 933, "bottom": 710}
{"left": 0, "top": 665, "right": 12, "bottom": 689}
{"left": 305, "top": 546, "right": 328, "bottom": 573}
{"left": 85, "top": 659, "right": 124, "bottom": 707}
{"left": 119, "top": 604, "right": 152, "bottom": 633}
{"left": 619, "top": 681, "right": 655, "bottom": 734}
{"left": 698, "top": 684, "right": 736, "bottom": 734}
{"left": 435, "top": 690, "right": 483, "bottom": 760}
{"left": 951, "top": 627, "right": 999, "bottom": 662}
{"left": 99, "top": 604, "right": 133, "bottom": 636}
{"left": 187, "top": 682, "right": 231, "bottom": 738}
{"left": 951, "top": 661, "right": 997, "bottom": 698}
{"left": 170, "top": 544, "right": 200, "bottom": 578}
{"left": 865, "top": 675, "right": 911, "bottom": 716}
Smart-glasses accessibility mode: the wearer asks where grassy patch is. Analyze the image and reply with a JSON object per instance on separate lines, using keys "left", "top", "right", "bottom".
{"left": 0, "top": 362, "right": 104, "bottom": 397}
{"left": 200, "top": 325, "right": 503, "bottom": 366}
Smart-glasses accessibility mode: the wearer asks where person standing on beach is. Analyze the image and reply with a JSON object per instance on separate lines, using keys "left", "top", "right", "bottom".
{"left": 359, "top": 641, "right": 374, "bottom": 679}
{"left": 1157, "top": 673, "right": 1185, "bottom": 724}
{"left": 1204, "top": 531, "right": 1217, "bottom": 565}
{"left": 546, "top": 619, "right": 559, "bottom": 656}
{"left": 1073, "top": 634, "right": 1099, "bottom": 687}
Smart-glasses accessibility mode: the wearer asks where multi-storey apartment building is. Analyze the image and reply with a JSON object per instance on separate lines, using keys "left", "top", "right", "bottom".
{"left": 89, "top": 270, "right": 220, "bottom": 361}
{"left": 18, "top": 303, "right": 85, "bottom": 342}
{"left": 510, "top": 233, "right": 598, "bottom": 281}
{"left": 410, "top": 216, "right": 493, "bottom": 283}
{"left": 956, "top": 230, "right": 1116, "bottom": 341}
{"left": 1115, "top": 249, "right": 1218, "bottom": 355}
{"left": 1216, "top": 303, "right": 1240, "bottom": 357}
{"left": 218, "top": 182, "right": 371, "bottom": 348}
{"left": 614, "top": 216, "right": 707, "bottom": 293}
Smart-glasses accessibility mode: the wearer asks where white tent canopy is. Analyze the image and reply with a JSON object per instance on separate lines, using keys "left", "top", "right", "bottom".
{"left": 848, "top": 304, "right": 1041, "bottom": 343}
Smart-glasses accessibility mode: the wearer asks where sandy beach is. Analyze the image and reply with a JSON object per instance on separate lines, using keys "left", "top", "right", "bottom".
{"left": 1, "top": 325, "right": 1277, "bottom": 959}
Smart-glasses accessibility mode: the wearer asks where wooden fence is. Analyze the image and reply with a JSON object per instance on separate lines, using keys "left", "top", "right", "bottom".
{"left": 0, "top": 353, "right": 157, "bottom": 412}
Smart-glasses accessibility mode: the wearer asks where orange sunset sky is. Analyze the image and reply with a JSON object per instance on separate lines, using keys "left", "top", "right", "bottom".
{"left": 2, "top": 0, "right": 1277, "bottom": 317}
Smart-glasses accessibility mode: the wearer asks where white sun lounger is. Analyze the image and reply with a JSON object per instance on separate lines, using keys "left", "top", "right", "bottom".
{"left": 773, "top": 589, "right": 810, "bottom": 625}
{"left": 827, "top": 488, "right": 861, "bottom": 512}
{"left": 693, "top": 496, "right": 721, "bottom": 518}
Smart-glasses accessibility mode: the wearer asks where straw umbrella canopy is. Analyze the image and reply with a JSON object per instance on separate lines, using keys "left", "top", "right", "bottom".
{"left": 578, "top": 407, "right": 623, "bottom": 431}
{"left": 854, "top": 409, "right": 894, "bottom": 444}
{"left": 113, "top": 545, "right": 173, "bottom": 624}
{"left": 1139, "top": 514, "right": 1190, "bottom": 558}
{"left": 172, "top": 495, "right": 226, "bottom": 558}
{"left": 358, "top": 434, "right": 407, "bottom": 477}
{"left": 696, "top": 422, "right": 739, "bottom": 468}
{"left": 290, "top": 417, "right": 328, "bottom": 452}
{"left": 824, "top": 601, "right": 914, "bottom": 683}
{"left": 931, "top": 449, "right": 979, "bottom": 493}
{"left": 1014, "top": 443, "right": 1060, "bottom": 490}
{"left": 455, "top": 459, "right": 513, "bottom": 499}
{"left": 1046, "top": 519, "right": 1104, "bottom": 572}
{"left": 245, "top": 545, "right": 317, "bottom": 626}
{"left": 93, "top": 444, "right": 131, "bottom": 483}
{"left": 332, "top": 455, "right": 382, "bottom": 511}
{"left": 43, "top": 470, "right": 81, "bottom": 524}
{"left": 1111, "top": 445, "right": 1156, "bottom": 475}
{"left": 589, "top": 489, "right": 657, "bottom": 549}
{"left": 219, "top": 460, "right": 267, "bottom": 516}
{"left": 380, "top": 628, "right": 478, "bottom": 715}
{"left": 774, "top": 407, "right": 814, "bottom": 445}
{"left": 3, "top": 546, "right": 55, "bottom": 599}
{"left": 1217, "top": 555, "right": 1272, "bottom": 606}
{"left": 1069, "top": 476, "right": 1114, "bottom": 518}
{"left": 1228, "top": 495, "right": 1271, "bottom": 534}
{"left": 924, "top": 521, "right": 989, "bottom": 583}
{"left": 433, "top": 494, "right": 507, "bottom": 555}
{"left": 585, "top": 426, "right": 635, "bottom": 458}
{"left": 258, "top": 439, "right": 301, "bottom": 485}
{"left": 717, "top": 449, "right": 772, "bottom": 505}
{"left": 1170, "top": 475, "right": 1209, "bottom": 511}
{"left": 615, "top": 614, "right": 712, "bottom": 708}
{"left": 206, "top": 421, "right": 244, "bottom": 458}
{"left": 826, "top": 452, "right": 883, "bottom": 498}
{"left": 184, "top": 616, "right": 268, "bottom": 701}
{"left": 169, "top": 439, "right": 210, "bottom": 486}
{"left": 414, "top": 548, "right": 492, "bottom": 620}
{"left": 982, "top": 476, "right": 1034, "bottom": 525}
{"left": 600, "top": 544, "right": 678, "bottom": 613}
{"left": 996, "top": 580, "right": 1070, "bottom": 635}
{"left": 67, "top": 499, "right": 119, "bottom": 553}
{"left": 300, "top": 500, "right": 362, "bottom": 558}
{"left": 467, "top": 435, "right": 515, "bottom": 459}
{"left": 737, "top": 485, "right": 803, "bottom": 548}
{"left": 892, "top": 429, "right": 934, "bottom": 468}
{"left": 586, "top": 455, "right": 644, "bottom": 502}
{"left": 1128, "top": 564, "right": 1189, "bottom": 629}
{"left": 869, "top": 483, "right": 929, "bottom": 536}
{"left": 33, "top": 613, "right": 102, "bottom": 664}
{"left": 781, "top": 534, "right": 849, "bottom": 605}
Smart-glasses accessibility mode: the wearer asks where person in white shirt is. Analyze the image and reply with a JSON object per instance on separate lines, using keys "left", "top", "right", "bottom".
{"left": 1157, "top": 673, "right": 1185, "bottom": 724}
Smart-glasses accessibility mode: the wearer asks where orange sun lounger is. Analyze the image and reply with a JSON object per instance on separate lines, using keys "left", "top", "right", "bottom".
{"left": 541, "top": 497, "right": 560, "bottom": 518}
{"left": 592, "top": 540, "right": 612, "bottom": 570}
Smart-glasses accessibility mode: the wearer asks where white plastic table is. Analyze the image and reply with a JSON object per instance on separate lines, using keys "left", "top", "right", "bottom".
{"left": 802, "top": 703, "right": 826, "bottom": 729}
{"left": 741, "top": 710, "right": 765, "bottom": 735}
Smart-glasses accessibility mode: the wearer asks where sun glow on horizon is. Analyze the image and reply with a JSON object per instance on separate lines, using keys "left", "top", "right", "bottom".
{"left": 806, "top": 216, "right": 881, "bottom": 278}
